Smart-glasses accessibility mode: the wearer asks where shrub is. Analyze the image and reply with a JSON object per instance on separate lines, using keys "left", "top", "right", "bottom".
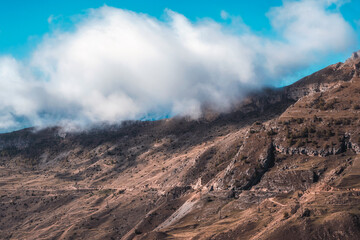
{"left": 300, "top": 127, "right": 309, "bottom": 138}
{"left": 301, "top": 208, "right": 311, "bottom": 218}
{"left": 288, "top": 137, "right": 296, "bottom": 146}
{"left": 286, "top": 131, "right": 292, "bottom": 139}
{"left": 240, "top": 155, "right": 248, "bottom": 161}
{"left": 309, "top": 126, "right": 316, "bottom": 133}
{"left": 296, "top": 140, "right": 305, "bottom": 147}
{"left": 335, "top": 119, "right": 343, "bottom": 125}
{"left": 326, "top": 129, "right": 335, "bottom": 138}
{"left": 353, "top": 104, "right": 360, "bottom": 110}
{"left": 267, "top": 129, "right": 278, "bottom": 136}
{"left": 314, "top": 97, "right": 326, "bottom": 109}
{"left": 296, "top": 118, "right": 304, "bottom": 124}
{"left": 324, "top": 99, "right": 337, "bottom": 110}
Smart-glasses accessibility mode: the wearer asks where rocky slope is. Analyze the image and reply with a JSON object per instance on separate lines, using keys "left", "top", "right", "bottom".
{"left": 1, "top": 52, "right": 360, "bottom": 240}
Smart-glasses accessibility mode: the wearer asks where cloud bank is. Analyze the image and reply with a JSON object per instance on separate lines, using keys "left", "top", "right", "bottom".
{"left": 0, "top": 0, "right": 356, "bottom": 131}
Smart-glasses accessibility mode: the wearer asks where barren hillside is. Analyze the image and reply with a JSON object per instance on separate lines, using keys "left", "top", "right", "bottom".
{"left": 1, "top": 52, "right": 360, "bottom": 240}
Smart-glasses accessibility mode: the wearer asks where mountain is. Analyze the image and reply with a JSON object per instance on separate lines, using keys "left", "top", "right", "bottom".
{"left": 1, "top": 51, "right": 360, "bottom": 240}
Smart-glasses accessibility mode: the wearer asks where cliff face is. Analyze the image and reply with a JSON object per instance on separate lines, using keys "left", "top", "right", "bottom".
{"left": 1, "top": 53, "right": 360, "bottom": 240}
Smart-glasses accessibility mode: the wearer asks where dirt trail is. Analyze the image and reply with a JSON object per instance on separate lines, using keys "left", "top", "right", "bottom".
{"left": 267, "top": 198, "right": 286, "bottom": 207}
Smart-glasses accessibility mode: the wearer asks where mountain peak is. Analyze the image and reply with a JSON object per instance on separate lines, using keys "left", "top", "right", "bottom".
{"left": 345, "top": 50, "right": 360, "bottom": 64}
{"left": 351, "top": 50, "right": 360, "bottom": 60}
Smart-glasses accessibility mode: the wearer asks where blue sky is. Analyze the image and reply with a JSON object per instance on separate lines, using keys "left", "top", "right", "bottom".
{"left": 1, "top": 0, "right": 281, "bottom": 51}
{"left": 0, "top": 0, "right": 359, "bottom": 132}
{"left": 1, "top": 0, "right": 359, "bottom": 59}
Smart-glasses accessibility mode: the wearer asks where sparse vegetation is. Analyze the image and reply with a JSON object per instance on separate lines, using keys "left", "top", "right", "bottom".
{"left": 267, "top": 129, "right": 278, "bottom": 136}
{"left": 1, "top": 54, "right": 360, "bottom": 240}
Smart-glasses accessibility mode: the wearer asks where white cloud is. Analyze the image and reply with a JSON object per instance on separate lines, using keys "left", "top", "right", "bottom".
{"left": 47, "top": 15, "right": 54, "bottom": 24}
{"left": 0, "top": 57, "right": 39, "bottom": 128}
{"left": 220, "top": 10, "right": 229, "bottom": 20}
{"left": 0, "top": 0, "right": 356, "bottom": 131}
{"left": 264, "top": 0, "right": 355, "bottom": 75}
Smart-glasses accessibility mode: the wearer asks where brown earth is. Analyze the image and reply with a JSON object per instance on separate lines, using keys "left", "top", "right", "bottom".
{"left": 1, "top": 51, "right": 360, "bottom": 240}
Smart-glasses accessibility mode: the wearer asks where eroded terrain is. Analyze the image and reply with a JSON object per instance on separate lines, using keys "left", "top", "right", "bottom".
{"left": 1, "top": 53, "right": 360, "bottom": 239}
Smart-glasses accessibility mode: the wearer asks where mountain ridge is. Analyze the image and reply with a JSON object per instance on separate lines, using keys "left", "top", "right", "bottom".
{"left": 1, "top": 52, "right": 360, "bottom": 240}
